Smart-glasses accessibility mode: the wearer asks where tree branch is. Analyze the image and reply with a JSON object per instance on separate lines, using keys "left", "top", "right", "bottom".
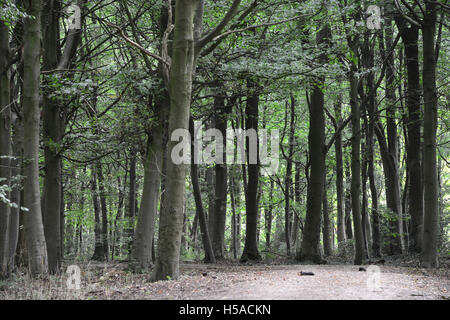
{"left": 196, "top": 0, "right": 242, "bottom": 51}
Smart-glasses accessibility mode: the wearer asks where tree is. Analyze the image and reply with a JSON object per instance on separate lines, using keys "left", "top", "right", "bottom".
{"left": 421, "top": 0, "right": 440, "bottom": 268}
{"left": 395, "top": 10, "right": 423, "bottom": 254}
{"left": 241, "top": 78, "right": 261, "bottom": 262}
{"left": 22, "top": 0, "right": 48, "bottom": 276}
{"left": 296, "top": 24, "right": 329, "bottom": 264}
{"left": 0, "top": 18, "right": 12, "bottom": 277}
{"left": 151, "top": 0, "right": 199, "bottom": 281}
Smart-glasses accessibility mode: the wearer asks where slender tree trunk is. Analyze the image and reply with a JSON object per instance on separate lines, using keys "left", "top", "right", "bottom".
{"left": 322, "top": 173, "right": 332, "bottom": 256}
{"left": 284, "top": 96, "right": 295, "bottom": 256}
{"left": 232, "top": 162, "right": 242, "bottom": 256}
{"left": 344, "top": 162, "right": 353, "bottom": 240}
{"left": 350, "top": 71, "right": 366, "bottom": 265}
{"left": 8, "top": 125, "right": 22, "bottom": 271}
{"left": 111, "top": 175, "right": 124, "bottom": 260}
{"left": 152, "top": 0, "right": 197, "bottom": 281}
{"left": 265, "top": 180, "right": 274, "bottom": 250}
{"left": 396, "top": 17, "right": 423, "bottom": 253}
{"left": 241, "top": 79, "right": 261, "bottom": 262}
{"left": 212, "top": 90, "right": 229, "bottom": 259}
{"left": 97, "top": 164, "right": 109, "bottom": 260}
{"left": 91, "top": 168, "right": 104, "bottom": 261}
{"left": 7, "top": 76, "right": 23, "bottom": 271}
{"left": 334, "top": 99, "right": 346, "bottom": 245}
{"left": 189, "top": 118, "right": 215, "bottom": 263}
{"left": 0, "top": 19, "right": 12, "bottom": 277}
{"left": 125, "top": 149, "right": 137, "bottom": 256}
{"left": 131, "top": 107, "right": 164, "bottom": 271}
{"left": 291, "top": 162, "right": 301, "bottom": 248}
{"left": 230, "top": 167, "right": 240, "bottom": 259}
{"left": 240, "top": 78, "right": 261, "bottom": 262}
{"left": 421, "top": 2, "right": 439, "bottom": 268}
{"left": 42, "top": 0, "right": 62, "bottom": 273}
{"left": 362, "top": 35, "right": 381, "bottom": 257}
{"left": 297, "top": 26, "right": 329, "bottom": 264}
{"left": 22, "top": 0, "right": 48, "bottom": 275}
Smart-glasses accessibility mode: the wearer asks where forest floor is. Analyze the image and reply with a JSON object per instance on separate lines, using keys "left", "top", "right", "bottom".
{"left": 1, "top": 254, "right": 449, "bottom": 300}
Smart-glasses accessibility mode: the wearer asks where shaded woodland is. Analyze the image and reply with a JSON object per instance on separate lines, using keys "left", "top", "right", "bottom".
{"left": 0, "top": 0, "right": 449, "bottom": 286}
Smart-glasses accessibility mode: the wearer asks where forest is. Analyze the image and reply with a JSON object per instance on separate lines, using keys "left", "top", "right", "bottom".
{"left": 0, "top": 0, "right": 449, "bottom": 300}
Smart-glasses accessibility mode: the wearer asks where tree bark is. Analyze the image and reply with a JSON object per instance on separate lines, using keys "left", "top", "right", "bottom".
{"left": 344, "top": 162, "right": 353, "bottom": 240}
{"left": 395, "top": 15, "right": 423, "bottom": 253}
{"left": 240, "top": 78, "right": 261, "bottom": 262}
{"left": 125, "top": 149, "right": 137, "bottom": 256}
{"left": 283, "top": 96, "right": 295, "bottom": 256}
{"left": 334, "top": 99, "right": 346, "bottom": 245}
{"left": 97, "top": 164, "right": 109, "bottom": 260}
{"left": 350, "top": 71, "right": 366, "bottom": 265}
{"left": 376, "top": 19, "right": 404, "bottom": 255}
{"left": 421, "top": 1, "right": 439, "bottom": 268}
{"left": 152, "top": 0, "right": 197, "bottom": 281}
{"left": 211, "top": 89, "right": 229, "bottom": 259}
{"left": 22, "top": 0, "right": 48, "bottom": 275}
{"left": 322, "top": 173, "right": 332, "bottom": 256}
{"left": 91, "top": 168, "right": 104, "bottom": 261}
{"left": 297, "top": 25, "right": 329, "bottom": 264}
{"left": 189, "top": 118, "right": 215, "bottom": 263}
{"left": 0, "top": 19, "right": 12, "bottom": 277}
{"left": 42, "top": 0, "right": 62, "bottom": 273}
{"left": 131, "top": 107, "right": 164, "bottom": 271}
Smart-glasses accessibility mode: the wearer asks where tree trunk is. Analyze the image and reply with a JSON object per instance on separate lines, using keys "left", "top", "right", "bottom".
{"left": 211, "top": 90, "right": 229, "bottom": 259}
{"left": 97, "top": 164, "right": 109, "bottom": 260}
{"left": 297, "top": 26, "right": 329, "bottom": 264}
{"left": 7, "top": 74, "right": 23, "bottom": 271}
{"left": 230, "top": 166, "right": 241, "bottom": 259}
{"left": 131, "top": 106, "right": 164, "bottom": 271}
{"left": 240, "top": 78, "right": 261, "bottom": 262}
{"left": 376, "top": 20, "right": 404, "bottom": 255}
{"left": 344, "top": 162, "right": 353, "bottom": 240}
{"left": 91, "top": 168, "right": 104, "bottom": 261}
{"left": 322, "top": 173, "right": 332, "bottom": 256}
{"left": 189, "top": 118, "right": 215, "bottom": 263}
{"left": 284, "top": 96, "right": 295, "bottom": 256}
{"left": 362, "top": 33, "right": 381, "bottom": 257}
{"left": 396, "top": 17, "right": 424, "bottom": 253}
{"left": 22, "top": 0, "right": 48, "bottom": 276}
{"left": 111, "top": 174, "right": 124, "bottom": 260}
{"left": 291, "top": 162, "right": 301, "bottom": 248}
{"left": 125, "top": 149, "right": 137, "bottom": 256}
{"left": 152, "top": 0, "right": 197, "bottom": 281}
{"left": 421, "top": 1, "right": 439, "bottom": 268}
{"left": 265, "top": 180, "right": 274, "bottom": 250}
{"left": 0, "top": 19, "right": 12, "bottom": 277}
{"left": 350, "top": 71, "right": 366, "bottom": 265}
{"left": 334, "top": 99, "right": 346, "bottom": 245}
{"left": 42, "top": 0, "right": 62, "bottom": 273}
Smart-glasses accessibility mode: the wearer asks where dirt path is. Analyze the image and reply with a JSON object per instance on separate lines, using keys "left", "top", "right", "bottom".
{"left": 2, "top": 262, "right": 449, "bottom": 300}
{"left": 180, "top": 264, "right": 449, "bottom": 300}
{"left": 172, "top": 263, "right": 449, "bottom": 300}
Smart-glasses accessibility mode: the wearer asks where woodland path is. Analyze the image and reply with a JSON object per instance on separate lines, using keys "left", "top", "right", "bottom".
{"left": 2, "top": 260, "right": 449, "bottom": 300}
{"left": 171, "top": 263, "right": 449, "bottom": 300}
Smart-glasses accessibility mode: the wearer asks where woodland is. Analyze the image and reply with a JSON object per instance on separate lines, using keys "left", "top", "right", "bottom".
{"left": 0, "top": 0, "right": 449, "bottom": 300}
